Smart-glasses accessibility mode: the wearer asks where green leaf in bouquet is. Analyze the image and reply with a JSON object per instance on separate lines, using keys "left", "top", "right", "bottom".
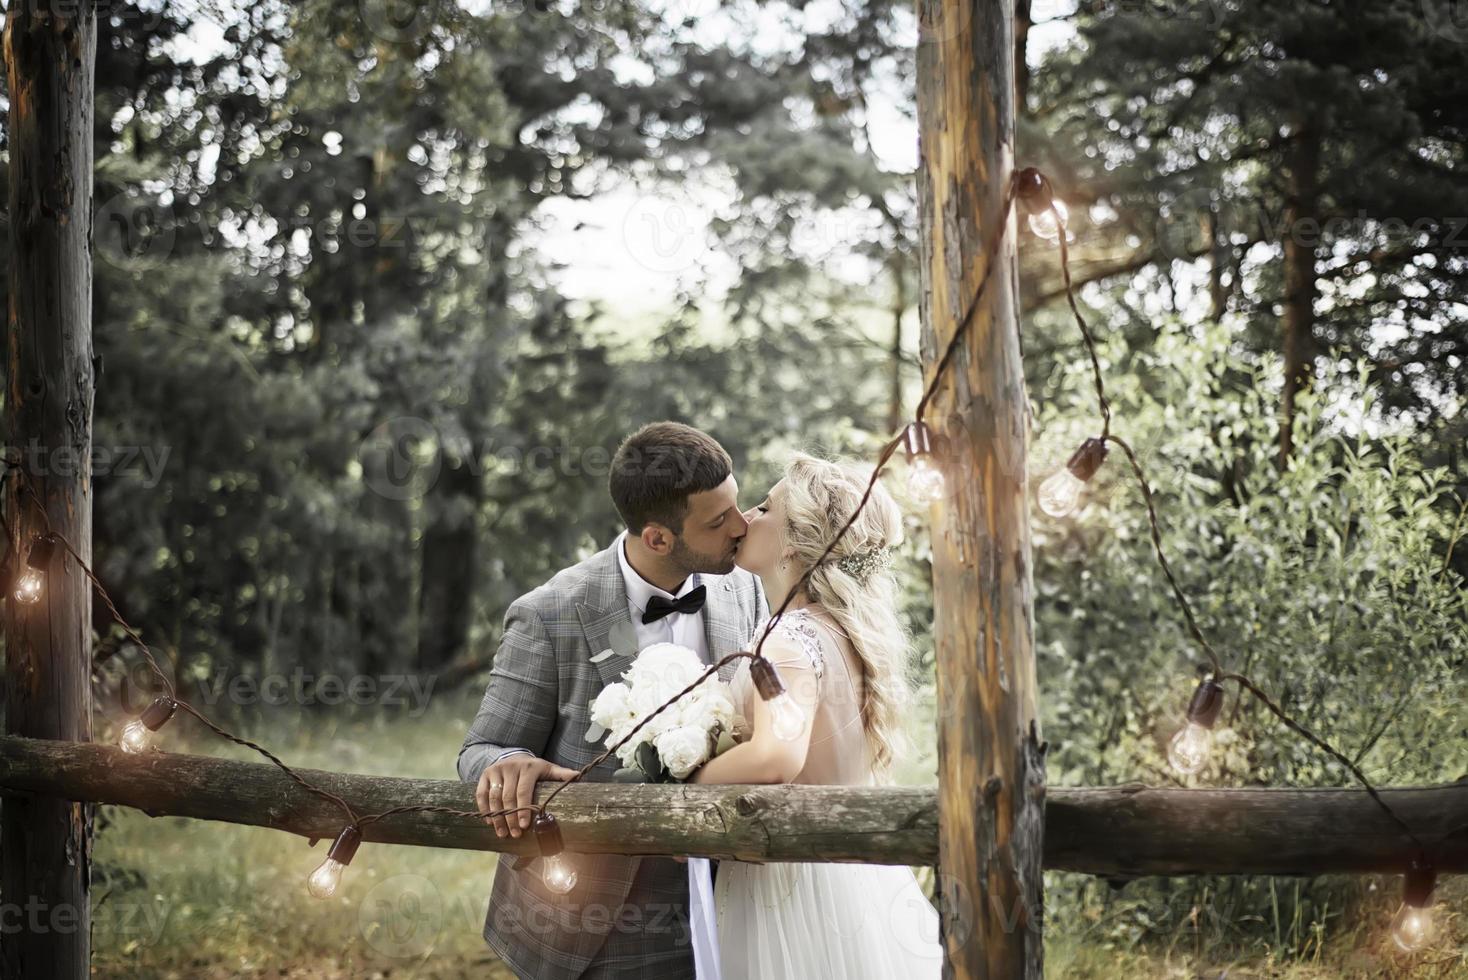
{"left": 715, "top": 729, "right": 738, "bottom": 756}
{"left": 584, "top": 721, "right": 607, "bottom": 743}
{"left": 636, "top": 741, "right": 666, "bottom": 782}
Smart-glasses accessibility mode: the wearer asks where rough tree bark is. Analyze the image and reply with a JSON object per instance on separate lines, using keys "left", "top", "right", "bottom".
{"left": 4, "top": 740, "right": 1463, "bottom": 875}
{"left": 1278, "top": 121, "right": 1320, "bottom": 466}
{"left": 2, "top": 5, "right": 98, "bottom": 979}
{"left": 915, "top": 0, "right": 1044, "bottom": 976}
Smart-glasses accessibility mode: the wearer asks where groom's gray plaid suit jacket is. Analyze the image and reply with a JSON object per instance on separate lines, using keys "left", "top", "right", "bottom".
{"left": 457, "top": 542, "right": 766, "bottom": 980}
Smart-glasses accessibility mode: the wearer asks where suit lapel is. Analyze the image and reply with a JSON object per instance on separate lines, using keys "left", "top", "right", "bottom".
{"left": 704, "top": 576, "right": 751, "bottom": 685}
{"left": 577, "top": 546, "right": 641, "bottom": 690}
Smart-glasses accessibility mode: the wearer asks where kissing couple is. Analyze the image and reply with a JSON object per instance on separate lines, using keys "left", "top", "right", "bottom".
{"left": 458, "top": 421, "right": 943, "bottom": 979}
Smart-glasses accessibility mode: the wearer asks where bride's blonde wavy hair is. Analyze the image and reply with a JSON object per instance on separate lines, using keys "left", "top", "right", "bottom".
{"left": 779, "top": 452, "right": 911, "bottom": 776}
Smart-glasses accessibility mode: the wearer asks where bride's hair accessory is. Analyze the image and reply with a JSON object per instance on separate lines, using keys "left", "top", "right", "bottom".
{"left": 834, "top": 545, "right": 893, "bottom": 583}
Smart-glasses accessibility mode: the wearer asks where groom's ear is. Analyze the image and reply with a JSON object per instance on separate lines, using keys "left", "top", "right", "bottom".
{"left": 641, "top": 523, "right": 675, "bottom": 555}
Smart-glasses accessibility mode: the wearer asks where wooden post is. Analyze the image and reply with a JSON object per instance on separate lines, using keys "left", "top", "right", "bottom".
{"left": 915, "top": 0, "right": 1044, "bottom": 977}
{"left": 2, "top": 4, "right": 98, "bottom": 979}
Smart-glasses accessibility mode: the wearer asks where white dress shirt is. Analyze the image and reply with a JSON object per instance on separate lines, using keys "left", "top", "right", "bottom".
{"left": 615, "top": 532, "right": 722, "bottom": 980}
{"left": 615, "top": 530, "right": 710, "bottom": 663}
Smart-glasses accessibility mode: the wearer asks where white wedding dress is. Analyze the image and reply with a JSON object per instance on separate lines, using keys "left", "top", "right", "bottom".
{"left": 712, "top": 608, "right": 944, "bottom": 979}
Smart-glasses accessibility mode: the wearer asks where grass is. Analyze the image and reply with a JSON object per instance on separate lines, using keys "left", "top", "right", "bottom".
{"left": 90, "top": 687, "right": 1465, "bottom": 978}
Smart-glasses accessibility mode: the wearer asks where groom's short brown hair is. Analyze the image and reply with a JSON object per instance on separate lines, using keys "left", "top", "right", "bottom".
{"left": 610, "top": 422, "right": 733, "bottom": 534}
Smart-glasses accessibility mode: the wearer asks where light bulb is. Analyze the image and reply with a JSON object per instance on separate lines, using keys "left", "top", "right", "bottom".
{"left": 1167, "top": 722, "right": 1213, "bottom": 776}
{"left": 1027, "top": 198, "right": 1070, "bottom": 243}
{"left": 1391, "top": 904, "right": 1432, "bottom": 953}
{"left": 13, "top": 567, "right": 43, "bottom": 605}
{"left": 902, "top": 421, "right": 945, "bottom": 505}
{"left": 1168, "top": 678, "right": 1225, "bottom": 776}
{"left": 306, "top": 826, "right": 362, "bottom": 899}
{"left": 307, "top": 858, "right": 346, "bottom": 899}
{"left": 906, "top": 456, "right": 946, "bottom": 504}
{"left": 119, "top": 696, "right": 177, "bottom": 754}
{"left": 542, "top": 854, "right": 578, "bottom": 894}
{"left": 749, "top": 654, "right": 807, "bottom": 741}
{"left": 1036, "top": 437, "right": 1109, "bottom": 518}
{"left": 13, "top": 534, "right": 57, "bottom": 605}
{"left": 766, "top": 692, "right": 807, "bottom": 742}
{"left": 1392, "top": 864, "right": 1438, "bottom": 954}
{"left": 1037, "top": 468, "right": 1085, "bottom": 518}
{"left": 120, "top": 720, "right": 153, "bottom": 754}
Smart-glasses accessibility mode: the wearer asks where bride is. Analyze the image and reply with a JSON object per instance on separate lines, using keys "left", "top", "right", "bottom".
{"left": 690, "top": 453, "right": 944, "bottom": 979}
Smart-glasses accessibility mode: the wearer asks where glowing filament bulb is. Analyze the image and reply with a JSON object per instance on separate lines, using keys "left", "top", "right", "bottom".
{"left": 902, "top": 421, "right": 944, "bottom": 505}
{"left": 307, "top": 858, "right": 346, "bottom": 899}
{"left": 306, "top": 826, "right": 361, "bottom": 899}
{"left": 1037, "top": 438, "right": 1108, "bottom": 518}
{"left": 766, "top": 691, "right": 807, "bottom": 742}
{"left": 533, "top": 812, "right": 577, "bottom": 894}
{"left": 750, "top": 654, "right": 807, "bottom": 742}
{"left": 1167, "top": 722, "right": 1213, "bottom": 776}
{"left": 1028, "top": 198, "right": 1070, "bottom": 243}
{"left": 906, "top": 456, "right": 946, "bottom": 504}
{"left": 119, "top": 697, "right": 177, "bottom": 754}
{"left": 1392, "top": 864, "right": 1437, "bottom": 954}
{"left": 542, "top": 854, "right": 578, "bottom": 894}
{"left": 1037, "top": 468, "right": 1085, "bottom": 518}
{"left": 13, "top": 535, "right": 57, "bottom": 605}
{"left": 13, "top": 567, "right": 43, "bottom": 605}
{"left": 1392, "top": 904, "right": 1432, "bottom": 953}
{"left": 1168, "top": 678, "right": 1224, "bottom": 777}
{"left": 120, "top": 719, "right": 153, "bottom": 754}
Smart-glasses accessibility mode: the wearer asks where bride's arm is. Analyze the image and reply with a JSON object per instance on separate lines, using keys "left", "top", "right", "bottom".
{"left": 691, "top": 641, "right": 820, "bottom": 785}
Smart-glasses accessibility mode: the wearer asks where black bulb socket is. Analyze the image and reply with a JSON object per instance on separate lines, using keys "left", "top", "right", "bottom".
{"left": 1185, "top": 678, "right": 1225, "bottom": 730}
{"left": 1015, "top": 167, "right": 1054, "bottom": 212}
{"left": 1065, "top": 438, "right": 1110, "bottom": 483}
{"left": 139, "top": 696, "right": 177, "bottom": 731}
{"left": 1403, "top": 862, "right": 1437, "bottom": 909}
{"left": 26, "top": 535, "right": 57, "bottom": 571}
{"left": 326, "top": 825, "right": 362, "bottom": 866}
{"left": 533, "top": 812, "right": 565, "bottom": 858}
{"left": 750, "top": 654, "right": 788, "bottom": 703}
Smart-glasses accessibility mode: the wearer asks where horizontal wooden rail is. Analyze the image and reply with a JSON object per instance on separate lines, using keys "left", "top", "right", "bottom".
{"left": 0, "top": 737, "right": 1464, "bottom": 875}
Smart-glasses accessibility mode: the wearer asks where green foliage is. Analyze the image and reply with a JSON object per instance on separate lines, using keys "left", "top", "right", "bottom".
{"left": 1034, "top": 316, "right": 1468, "bottom": 958}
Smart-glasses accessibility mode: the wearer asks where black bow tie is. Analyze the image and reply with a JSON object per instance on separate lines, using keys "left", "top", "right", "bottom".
{"left": 642, "top": 585, "right": 707, "bottom": 624}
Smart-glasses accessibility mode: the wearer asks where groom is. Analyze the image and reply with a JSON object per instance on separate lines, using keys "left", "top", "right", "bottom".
{"left": 457, "top": 421, "right": 767, "bottom": 979}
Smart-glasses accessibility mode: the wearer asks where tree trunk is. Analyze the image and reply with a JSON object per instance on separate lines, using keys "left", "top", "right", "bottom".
{"left": 4, "top": 739, "right": 1465, "bottom": 875}
{"left": 416, "top": 454, "right": 481, "bottom": 671}
{"left": 1278, "top": 123, "right": 1320, "bottom": 467}
{"left": 916, "top": 0, "right": 1044, "bottom": 975}
{"left": 2, "top": 5, "right": 98, "bottom": 979}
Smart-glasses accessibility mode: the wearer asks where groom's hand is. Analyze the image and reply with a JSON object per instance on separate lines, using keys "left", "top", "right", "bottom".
{"left": 477, "top": 755, "right": 581, "bottom": 839}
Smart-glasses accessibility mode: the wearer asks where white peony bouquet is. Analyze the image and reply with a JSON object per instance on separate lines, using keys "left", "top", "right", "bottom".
{"left": 588, "top": 643, "right": 744, "bottom": 782}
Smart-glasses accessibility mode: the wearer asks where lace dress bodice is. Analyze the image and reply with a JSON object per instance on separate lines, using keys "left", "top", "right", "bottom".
{"left": 729, "top": 607, "right": 875, "bottom": 787}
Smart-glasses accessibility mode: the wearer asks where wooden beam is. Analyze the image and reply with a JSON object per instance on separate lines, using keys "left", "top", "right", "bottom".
{"left": 916, "top": 0, "right": 1043, "bottom": 976}
{"left": 4, "top": 738, "right": 1463, "bottom": 875}
{"left": 2, "top": 4, "right": 99, "bottom": 980}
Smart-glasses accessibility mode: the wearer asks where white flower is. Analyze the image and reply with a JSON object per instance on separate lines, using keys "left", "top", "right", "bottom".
{"left": 626, "top": 643, "right": 705, "bottom": 694}
{"left": 595, "top": 643, "right": 742, "bottom": 779}
{"left": 654, "top": 725, "right": 713, "bottom": 779}
{"left": 590, "top": 682, "right": 636, "bottom": 734}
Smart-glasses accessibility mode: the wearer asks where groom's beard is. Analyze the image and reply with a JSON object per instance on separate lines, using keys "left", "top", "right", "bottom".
{"left": 669, "top": 535, "right": 738, "bottom": 576}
